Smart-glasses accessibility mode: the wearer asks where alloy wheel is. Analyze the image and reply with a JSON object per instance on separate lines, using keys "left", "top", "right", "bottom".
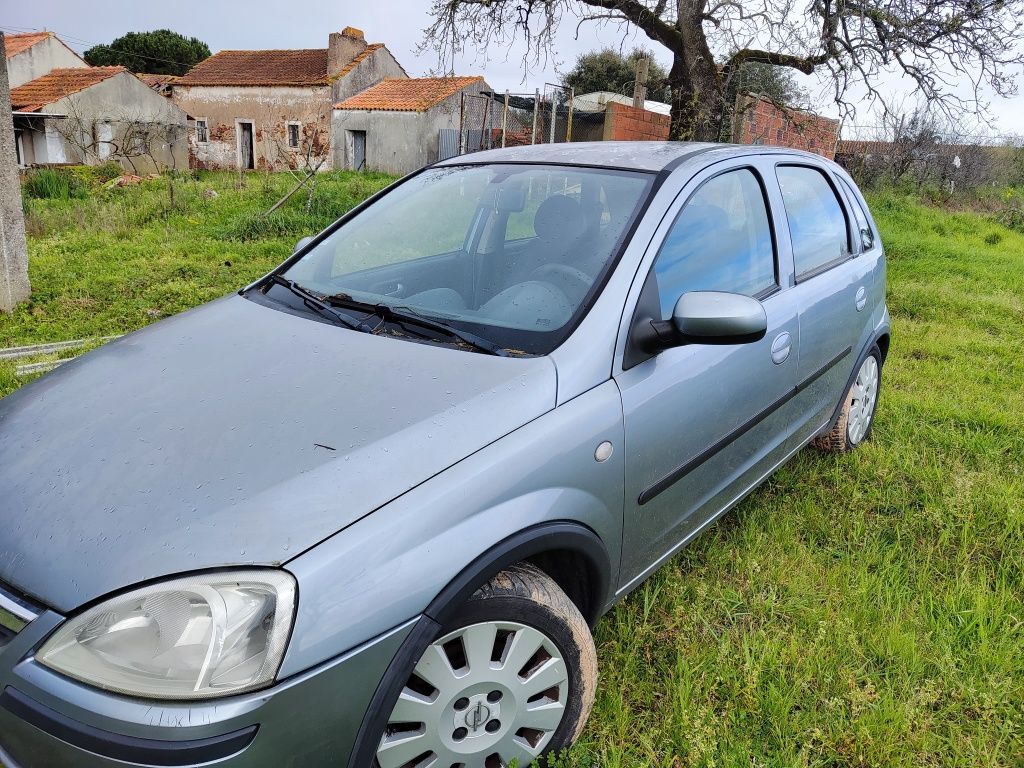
{"left": 376, "top": 620, "right": 570, "bottom": 768}
{"left": 847, "top": 355, "right": 879, "bottom": 445}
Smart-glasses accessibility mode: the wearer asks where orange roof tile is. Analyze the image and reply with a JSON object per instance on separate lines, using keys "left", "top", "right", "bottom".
{"left": 10, "top": 66, "right": 126, "bottom": 112}
{"left": 4, "top": 31, "right": 52, "bottom": 58}
{"left": 335, "top": 76, "right": 483, "bottom": 112}
{"left": 136, "top": 73, "right": 179, "bottom": 88}
{"left": 175, "top": 43, "right": 385, "bottom": 87}
{"left": 176, "top": 49, "right": 329, "bottom": 86}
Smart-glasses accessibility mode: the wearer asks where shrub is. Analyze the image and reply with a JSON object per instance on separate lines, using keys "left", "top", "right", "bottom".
{"left": 22, "top": 168, "right": 88, "bottom": 200}
{"left": 69, "top": 161, "right": 125, "bottom": 187}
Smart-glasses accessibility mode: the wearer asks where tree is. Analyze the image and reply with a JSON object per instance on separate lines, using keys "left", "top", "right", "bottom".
{"left": 423, "top": 0, "right": 1024, "bottom": 142}
{"left": 84, "top": 30, "right": 210, "bottom": 76}
{"left": 563, "top": 48, "right": 670, "bottom": 102}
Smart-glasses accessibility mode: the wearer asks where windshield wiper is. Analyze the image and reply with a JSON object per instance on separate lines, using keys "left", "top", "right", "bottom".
{"left": 265, "top": 275, "right": 371, "bottom": 332}
{"left": 325, "top": 293, "right": 509, "bottom": 357}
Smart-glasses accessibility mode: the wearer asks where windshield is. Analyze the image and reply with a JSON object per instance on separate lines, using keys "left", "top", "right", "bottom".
{"left": 280, "top": 163, "right": 652, "bottom": 354}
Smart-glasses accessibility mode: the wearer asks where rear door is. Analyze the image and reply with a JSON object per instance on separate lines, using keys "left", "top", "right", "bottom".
{"left": 615, "top": 160, "right": 802, "bottom": 589}
{"left": 773, "top": 162, "right": 877, "bottom": 437}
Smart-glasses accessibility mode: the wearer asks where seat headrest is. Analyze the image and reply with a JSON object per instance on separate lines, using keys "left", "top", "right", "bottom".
{"left": 534, "top": 195, "right": 586, "bottom": 242}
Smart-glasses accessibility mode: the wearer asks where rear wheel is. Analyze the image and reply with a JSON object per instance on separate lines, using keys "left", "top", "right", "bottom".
{"left": 812, "top": 348, "right": 881, "bottom": 452}
{"left": 375, "top": 563, "right": 597, "bottom": 768}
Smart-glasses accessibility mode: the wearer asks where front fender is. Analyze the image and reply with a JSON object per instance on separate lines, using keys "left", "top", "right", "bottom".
{"left": 280, "top": 379, "right": 625, "bottom": 677}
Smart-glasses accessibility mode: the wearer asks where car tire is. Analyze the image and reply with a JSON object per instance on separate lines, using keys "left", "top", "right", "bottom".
{"left": 375, "top": 562, "right": 598, "bottom": 768}
{"left": 812, "top": 346, "right": 882, "bottom": 452}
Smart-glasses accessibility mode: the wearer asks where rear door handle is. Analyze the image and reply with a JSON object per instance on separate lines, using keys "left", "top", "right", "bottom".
{"left": 855, "top": 286, "right": 867, "bottom": 311}
{"left": 771, "top": 332, "right": 792, "bottom": 365}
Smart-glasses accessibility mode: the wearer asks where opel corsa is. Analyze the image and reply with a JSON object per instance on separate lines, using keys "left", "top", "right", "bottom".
{"left": 0, "top": 142, "right": 889, "bottom": 768}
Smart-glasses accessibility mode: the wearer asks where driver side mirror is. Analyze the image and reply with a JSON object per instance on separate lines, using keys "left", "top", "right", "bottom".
{"left": 633, "top": 291, "right": 768, "bottom": 353}
{"left": 294, "top": 236, "right": 314, "bottom": 253}
{"left": 671, "top": 291, "right": 768, "bottom": 344}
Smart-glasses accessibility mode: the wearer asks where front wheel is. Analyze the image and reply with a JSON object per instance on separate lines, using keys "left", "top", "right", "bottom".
{"left": 375, "top": 563, "right": 597, "bottom": 768}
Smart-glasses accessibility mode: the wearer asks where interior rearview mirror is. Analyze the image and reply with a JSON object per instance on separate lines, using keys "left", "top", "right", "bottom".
{"left": 294, "top": 236, "right": 314, "bottom": 253}
{"left": 486, "top": 183, "right": 527, "bottom": 212}
{"left": 672, "top": 291, "right": 768, "bottom": 344}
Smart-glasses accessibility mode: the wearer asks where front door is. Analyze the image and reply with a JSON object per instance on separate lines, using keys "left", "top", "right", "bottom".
{"left": 616, "top": 163, "right": 801, "bottom": 589}
{"left": 351, "top": 130, "right": 366, "bottom": 171}
{"left": 239, "top": 122, "right": 254, "bottom": 170}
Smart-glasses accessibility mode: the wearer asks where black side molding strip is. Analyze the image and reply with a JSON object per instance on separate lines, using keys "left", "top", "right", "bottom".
{"left": 0, "top": 687, "right": 258, "bottom": 766}
{"left": 639, "top": 346, "right": 852, "bottom": 505}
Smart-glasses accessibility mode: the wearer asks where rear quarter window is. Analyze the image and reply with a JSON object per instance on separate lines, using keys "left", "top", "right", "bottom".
{"left": 838, "top": 176, "right": 876, "bottom": 252}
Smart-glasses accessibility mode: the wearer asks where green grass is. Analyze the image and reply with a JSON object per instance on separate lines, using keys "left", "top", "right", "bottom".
{"left": 1, "top": 170, "right": 394, "bottom": 396}
{"left": 2, "top": 178, "right": 1022, "bottom": 766}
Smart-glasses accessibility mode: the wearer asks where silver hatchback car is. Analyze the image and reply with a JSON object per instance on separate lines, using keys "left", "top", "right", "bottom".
{"left": 0, "top": 142, "right": 888, "bottom": 768}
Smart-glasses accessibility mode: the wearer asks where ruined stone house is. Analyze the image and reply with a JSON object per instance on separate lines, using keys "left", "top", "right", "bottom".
{"left": 171, "top": 27, "right": 405, "bottom": 171}
{"left": 10, "top": 67, "right": 189, "bottom": 171}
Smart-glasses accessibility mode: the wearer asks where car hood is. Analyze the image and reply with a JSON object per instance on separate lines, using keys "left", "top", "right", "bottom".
{"left": 0, "top": 295, "right": 556, "bottom": 613}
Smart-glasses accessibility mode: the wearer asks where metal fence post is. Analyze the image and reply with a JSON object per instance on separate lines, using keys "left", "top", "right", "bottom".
{"left": 458, "top": 92, "right": 466, "bottom": 155}
{"left": 566, "top": 86, "right": 575, "bottom": 142}
{"left": 549, "top": 87, "right": 557, "bottom": 144}
{"left": 501, "top": 91, "right": 509, "bottom": 148}
{"left": 531, "top": 88, "right": 540, "bottom": 145}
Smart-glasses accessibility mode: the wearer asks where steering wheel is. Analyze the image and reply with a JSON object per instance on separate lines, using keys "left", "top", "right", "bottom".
{"left": 529, "top": 264, "right": 593, "bottom": 304}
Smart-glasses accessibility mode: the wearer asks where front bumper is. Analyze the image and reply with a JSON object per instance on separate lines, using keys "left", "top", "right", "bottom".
{"left": 0, "top": 600, "right": 413, "bottom": 767}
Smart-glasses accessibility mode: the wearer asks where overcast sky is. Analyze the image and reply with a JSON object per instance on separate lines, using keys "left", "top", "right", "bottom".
{"left": 4, "top": 0, "right": 1022, "bottom": 138}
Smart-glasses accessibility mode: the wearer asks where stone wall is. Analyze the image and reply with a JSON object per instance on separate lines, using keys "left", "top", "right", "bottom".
{"left": 601, "top": 101, "right": 671, "bottom": 142}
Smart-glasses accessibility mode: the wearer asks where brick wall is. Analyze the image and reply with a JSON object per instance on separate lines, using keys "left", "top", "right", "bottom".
{"left": 602, "top": 101, "right": 670, "bottom": 142}
{"left": 733, "top": 94, "right": 838, "bottom": 159}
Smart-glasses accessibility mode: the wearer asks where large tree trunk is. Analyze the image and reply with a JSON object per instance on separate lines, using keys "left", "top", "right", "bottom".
{"left": 668, "top": 69, "right": 726, "bottom": 141}
{"left": 668, "top": 1, "right": 727, "bottom": 142}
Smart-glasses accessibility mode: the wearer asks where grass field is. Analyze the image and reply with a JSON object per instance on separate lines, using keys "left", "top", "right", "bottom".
{"left": 2, "top": 173, "right": 1022, "bottom": 767}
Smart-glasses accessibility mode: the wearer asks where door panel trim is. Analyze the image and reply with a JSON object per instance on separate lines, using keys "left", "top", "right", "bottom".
{"left": 637, "top": 344, "right": 851, "bottom": 504}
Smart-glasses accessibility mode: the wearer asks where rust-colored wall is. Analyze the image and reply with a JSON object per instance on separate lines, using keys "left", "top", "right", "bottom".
{"left": 733, "top": 94, "right": 838, "bottom": 159}
{"left": 602, "top": 101, "right": 670, "bottom": 142}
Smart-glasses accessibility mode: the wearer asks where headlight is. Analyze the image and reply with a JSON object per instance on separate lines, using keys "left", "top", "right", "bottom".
{"left": 37, "top": 570, "right": 296, "bottom": 700}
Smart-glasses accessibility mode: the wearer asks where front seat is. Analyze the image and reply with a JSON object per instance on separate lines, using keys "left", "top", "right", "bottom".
{"left": 520, "top": 195, "right": 594, "bottom": 305}
{"left": 531, "top": 195, "right": 588, "bottom": 268}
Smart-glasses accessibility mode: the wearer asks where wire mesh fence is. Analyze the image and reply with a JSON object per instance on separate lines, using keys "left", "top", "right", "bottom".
{"left": 450, "top": 85, "right": 607, "bottom": 159}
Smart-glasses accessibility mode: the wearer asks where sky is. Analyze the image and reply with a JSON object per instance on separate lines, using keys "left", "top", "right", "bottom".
{"left": 4, "top": 0, "right": 1022, "bottom": 139}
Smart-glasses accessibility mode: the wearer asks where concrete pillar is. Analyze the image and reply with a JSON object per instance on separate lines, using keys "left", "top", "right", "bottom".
{"left": 0, "top": 33, "right": 31, "bottom": 312}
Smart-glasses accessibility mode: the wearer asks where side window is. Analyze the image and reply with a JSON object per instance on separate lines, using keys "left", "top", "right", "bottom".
{"left": 777, "top": 165, "right": 850, "bottom": 279}
{"left": 838, "top": 177, "right": 875, "bottom": 251}
{"left": 652, "top": 168, "right": 776, "bottom": 320}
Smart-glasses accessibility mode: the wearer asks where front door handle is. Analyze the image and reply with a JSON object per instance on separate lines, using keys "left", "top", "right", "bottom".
{"left": 771, "top": 332, "right": 792, "bottom": 365}
{"left": 855, "top": 286, "right": 867, "bottom": 311}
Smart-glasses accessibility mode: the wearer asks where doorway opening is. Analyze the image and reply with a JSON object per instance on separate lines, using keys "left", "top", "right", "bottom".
{"left": 238, "top": 121, "right": 255, "bottom": 170}
{"left": 349, "top": 130, "right": 366, "bottom": 171}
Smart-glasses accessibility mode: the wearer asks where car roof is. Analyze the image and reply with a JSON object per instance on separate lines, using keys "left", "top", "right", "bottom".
{"left": 434, "top": 141, "right": 837, "bottom": 173}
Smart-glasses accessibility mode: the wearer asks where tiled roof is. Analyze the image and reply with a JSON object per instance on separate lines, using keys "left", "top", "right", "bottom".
{"left": 176, "top": 49, "right": 329, "bottom": 86}
{"left": 175, "top": 43, "right": 385, "bottom": 87}
{"left": 4, "top": 31, "right": 51, "bottom": 58}
{"left": 335, "top": 76, "right": 482, "bottom": 112}
{"left": 136, "top": 73, "right": 179, "bottom": 88}
{"left": 10, "top": 66, "right": 126, "bottom": 112}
